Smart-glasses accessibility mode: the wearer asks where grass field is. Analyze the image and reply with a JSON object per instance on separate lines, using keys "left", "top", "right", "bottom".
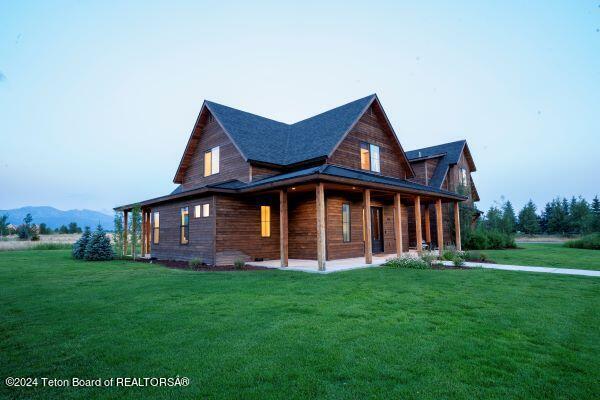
{"left": 1, "top": 250, "right": 599, "bottom": 399}
{"left": 480, "top": 243, "right": 600, "bottom": 270}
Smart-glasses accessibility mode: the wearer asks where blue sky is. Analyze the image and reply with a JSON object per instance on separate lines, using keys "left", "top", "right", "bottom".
{"left": 1, "top": 1, "right": 599, "bottom": 215}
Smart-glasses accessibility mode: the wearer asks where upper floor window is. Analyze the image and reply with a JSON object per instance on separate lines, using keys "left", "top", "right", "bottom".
{"left": 204, "top": 146, "right": 220, "bottom": 177}
{"left": 459, "top": 168, "right": 468, "bottom": 187}
{"left": 342, "top": 203, "right": 351, "bottom": 242}
{"left": 180, "top": 207, "right": 189, "bottom": 244}
{"left": 360, "top": 142, "right": 380, "bottom": 173}
{"left": 260, "top": 206, "right": 271, "bottom": 237}
{"left": 153, "top": 212, "right": 160, "bottom": 244}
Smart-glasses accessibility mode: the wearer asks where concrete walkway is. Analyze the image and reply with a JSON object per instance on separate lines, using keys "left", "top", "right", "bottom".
{"left": 442, "top": 261, "right": 600, "bottom": 277}
{"left": 247, "top": 254, "right": 395, "bottom": 274}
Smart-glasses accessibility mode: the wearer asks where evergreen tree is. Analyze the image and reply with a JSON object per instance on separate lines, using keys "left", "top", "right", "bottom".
{"left": 485, "top": 206, "right": 503, "bottom": 231}
{"left": 501, "top": 200, "right": 517, "bottom": 233}
{"left": 569, "top": 197, "right": 591, "bottom": 234}
{"left": 59, "top": 225, "right": 69, "bottom": 234}
{"left": 38, "top": 223, "right": 51, "bottom": 235}
{"left": 517, "top": 200, "right": 540, "bottom": 234}
{"left": 68, "top": 222, "right": 80, "bottom": 234}
{"left": 84, "top": 225, "right": 113, "bottom": 261}
{"left": 72, "top": 226, "right": 91, "bottom": 259}
{"left": 591, "top": 196, "right": 600, "bottom": 232}
{"left": 547, "top": 198, "right": 568, "bottom": 234}
{"left": 0, "top": 214, "right": 8, "bottom": 238}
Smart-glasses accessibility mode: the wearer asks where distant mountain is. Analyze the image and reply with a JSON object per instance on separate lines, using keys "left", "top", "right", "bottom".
{"left": 0, "top": 206, "right": 114, "bottom": 230}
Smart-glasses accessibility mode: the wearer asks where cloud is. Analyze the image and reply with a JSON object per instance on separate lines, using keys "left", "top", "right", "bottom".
{"left": 0, "top": 71, "right": 5, "bottom": 82}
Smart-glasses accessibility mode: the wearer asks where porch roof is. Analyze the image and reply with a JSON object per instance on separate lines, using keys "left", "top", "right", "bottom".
{"left": 114, "top": 164, "right": 467, "bottom": 211}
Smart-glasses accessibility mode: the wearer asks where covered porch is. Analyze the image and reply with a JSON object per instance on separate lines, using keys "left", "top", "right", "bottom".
{"left": 265, "top": 179, "right": 464, "bottom": 272}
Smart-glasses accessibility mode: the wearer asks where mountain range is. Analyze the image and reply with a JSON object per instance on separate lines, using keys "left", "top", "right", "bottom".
{"left": 0, "top": 206, "right": 114, "bottom": 230}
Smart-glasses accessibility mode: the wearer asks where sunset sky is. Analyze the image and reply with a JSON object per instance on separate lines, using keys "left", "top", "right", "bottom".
{"left": 1, "top": 1, "right": 599, "bottom": 215}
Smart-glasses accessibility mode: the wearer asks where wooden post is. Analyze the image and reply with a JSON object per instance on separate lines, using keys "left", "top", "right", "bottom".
{"left": 424, "top": 204, "right": 431, "bottom": 245}
{"left": 454, "top": 201, "right": 462, "bottom": 251}
{"left": 123, "top": 210, "right": 128, "bottom": 256}
{"left": 146, "top": 211, "right": 151, "bottom": 254}
{"left": 280, "top": 189, "right": 288, "bottom": 267}
{"left": 364, "top": 189, "right": 372, "bottom": 264}
{"left": 141, "top": 210, "right": 146, "bottom": 257}
{"left": 316, "top": 183, "right": 326, "bottom": 271}
{"left": 414, "top": 196, "right": 422, "bottom": 254}
{"left": 393, "top": 193, "right": 403, "bottom": 256}
{"left": 436, "top": 199, "right": 444, "bottom": 255}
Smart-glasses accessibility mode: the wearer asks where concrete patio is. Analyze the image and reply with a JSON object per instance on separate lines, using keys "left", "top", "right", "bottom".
{"left": 247, "top": 253, "right": 408, "bottom": 274}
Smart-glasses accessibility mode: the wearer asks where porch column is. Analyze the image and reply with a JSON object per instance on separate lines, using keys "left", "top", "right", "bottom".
{"left": 316, "top": 183, "right": 326, "bottom": 271}
{"left": 364, "top": 189, "right": 372, "bottom": 264}
{"left": 435, "top": 199, "right": 444, "bottom": 255}
{"left": 280, "top": 189, "right": 288, "bottom": 267}
{"left": 424, "top": 204, "right": 432, "bottom": 245}
{"left": 454, "top": 201, "right": 462, "bottom": 251}
{"left": 393, "top": 193, "right": 403, "bottom": 256}
{"left": 141, "top": 210, "right": 146, "bottom": 257}
{"left": 414, "top": 196, "right": 422, "bottom": 254}
{"left": 146, "top": 211, "right": 151, "bottom": 254}
{"left": 123, "top": 210, "right": 128, "bottom": 256}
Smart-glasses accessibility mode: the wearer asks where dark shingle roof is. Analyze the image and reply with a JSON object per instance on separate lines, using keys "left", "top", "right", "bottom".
{"left": 205, "top": 95, "right": 375, "bottom": 165}
{"left": 405, "top": 140, "right": 468, "bottom": 188}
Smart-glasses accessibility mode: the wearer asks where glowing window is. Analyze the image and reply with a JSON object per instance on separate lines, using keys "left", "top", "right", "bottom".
{"left": 260, "top": 206, "right": 271, "bottom": 237}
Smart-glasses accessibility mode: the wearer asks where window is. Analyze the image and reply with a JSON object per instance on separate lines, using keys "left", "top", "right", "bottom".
{"left": 342, "top": 203, "right": 351, "bottom": 242}
{"left": 360, "top": 143, "right": 370, "bottom": 170}
{"left": 360, "top": 142, "right": 380, "bottom": 173}
{"left": 260, "top": 206, "right": 271, "bottom": 237}
{"left": 153, "top": 212, "right": 160, "bottom": 244}
{"left": 204, "top": 146, "right": 220, "bottom": 176}
{"left": 202, "top": 203, "right": 210, "bottom": 217}
{"left": 180, "top": 207, "right": 189, "bottom": 244}
{"left": 194, "top": 205, "right": 201, "bottom": 218}
{"left": 459, "top": 168, "right": 468, "bottom": 187}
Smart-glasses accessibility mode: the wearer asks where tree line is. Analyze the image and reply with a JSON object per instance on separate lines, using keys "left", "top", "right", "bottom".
{"left": 0, "top": 213, "right": 85, "bottom": 240}
{"left": 480, "top": 195, "right": 600, "bottom": 236}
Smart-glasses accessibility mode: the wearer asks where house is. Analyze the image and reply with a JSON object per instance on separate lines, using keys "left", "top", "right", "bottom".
{"left": 405, "top": 140, "right": 481, "bottom": 248}
{"left": 115, "top": 94, "right": 472, "bottom": 271}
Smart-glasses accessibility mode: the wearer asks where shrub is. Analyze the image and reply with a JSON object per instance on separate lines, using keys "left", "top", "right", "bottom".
{"left": 442, "top": 249, "right": 458, "bottom": 261}
{"left": 234, "top": 258, "right": 245, "bottom": 270}
{"left": 188, "top": 258, "right": 203, "bottom": 269}
{"left": 385, "top": 256, "right": 429, "bottom": 269}
{"left": 463, "top": 250, "right": 493, "bottom": 263}
{"left": 463, "top": 229, "right": 516, "bottom": 250}
{"left": 420, "top": 252, "right": 438, "bottom": 267}
{"left": 84, "top": 225, "right": 113, "bottom": 261}
{"left": 564, "top": 233, "right": 600, "bottom": 250}
{"left": 452, "top": 255, "right": 465, "bottom": 267}
{"left": 72, "top": 227, "right": 91, "bottom": 259}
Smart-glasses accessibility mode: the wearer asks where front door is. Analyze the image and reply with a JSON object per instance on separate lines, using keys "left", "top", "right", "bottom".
{"left": 371, "top": 206, "right": 384, "bottom": 253}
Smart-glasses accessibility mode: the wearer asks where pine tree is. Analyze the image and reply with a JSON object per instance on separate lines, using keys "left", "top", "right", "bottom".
{"left": 517, "top": 200, "right": 541, "bottom": 234}
{"left": 485, "top": 206, "right": 503, "bottom": 231}
{"left": 501, "top": 200, "right": 517, "bottom": 234}
{"left": 84, "top": 225, "right": 114, "bottom": 261}
{"left": 591, "top": 196, "right": 600, "bottom": 232}
{"left": 569, "top": 197, "right": 591, "bottom": 234}
{"left": 72, "top": 226, "right": 92, "bottom": 259}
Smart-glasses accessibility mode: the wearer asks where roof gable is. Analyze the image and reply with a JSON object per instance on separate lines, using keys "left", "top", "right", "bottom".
{"left": 406, "top": 140, "right": 476, "bottom": 188}
{"left": 174, "top": 94, "right": 414, "bottom": 182}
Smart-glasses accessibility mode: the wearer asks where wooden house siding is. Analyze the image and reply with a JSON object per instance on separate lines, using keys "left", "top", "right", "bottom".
{"left": 214, "top": 194, "right": 280, "bottom": 265}
{"left": 409, "top": 158, "right": 439, "bottom": 186}
{"left": 150, "top": 196, "right": 215, "bottom": 264}
{"left": 328, "top": 105, "right": 409, "bottom": 179}
{"left": 250, "top": 164, "right": 282, "bottom": 182}
{"left": 288, "top": 193, "right": 317, "bottom": 260}
{"left": 181, "top": 118, "right": 250, "bottom": 190}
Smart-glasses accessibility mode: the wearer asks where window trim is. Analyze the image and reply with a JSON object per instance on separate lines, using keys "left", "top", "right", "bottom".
{"left": 360, "top": 142, "right": 381, "bottom": 173}
{"left": 153, "top": 212, "right": 160, "bottom": 245}
{"left": 180, "top": 206, "right": 189, "bottom": 245}
{"left": 204, "top": 146, "right": 220, "bottom": 177}
{"left": 342, "top": 203, "right": 351, "bottom": 243}
{"left": 260, "top": 205, "right": 271, "bottom": 238}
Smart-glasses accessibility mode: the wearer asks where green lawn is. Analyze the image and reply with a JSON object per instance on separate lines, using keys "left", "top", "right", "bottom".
{"left": 479, "top": 243, "right": 600, "bottom": 270}
{"left": 1, "top": 250, "right": 599, "bottom": 399}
